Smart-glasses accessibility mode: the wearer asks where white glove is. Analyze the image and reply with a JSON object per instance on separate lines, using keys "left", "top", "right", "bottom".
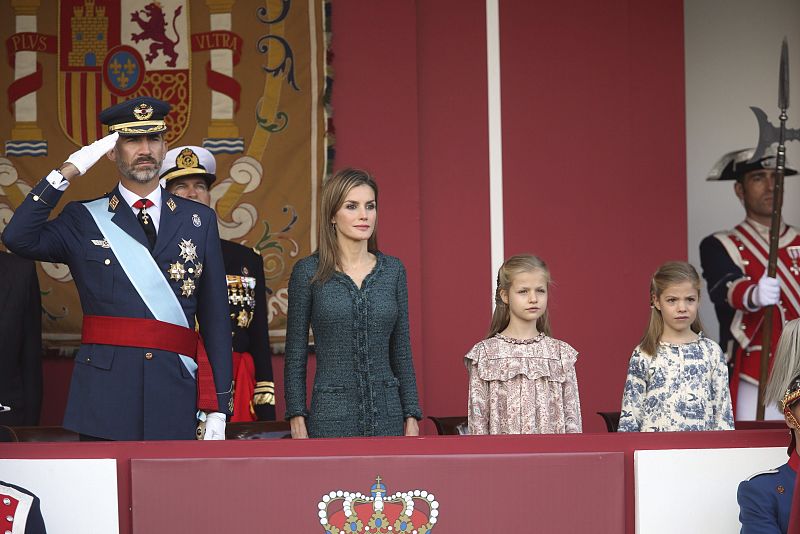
{"left": 202, "top": 411, "right": 226, "bottom": 440}
{"left": 753, "top": 275, "right": 781, "bottom": 308}
{"left": 65, "top": 132, "right": 119, "bottom": 175}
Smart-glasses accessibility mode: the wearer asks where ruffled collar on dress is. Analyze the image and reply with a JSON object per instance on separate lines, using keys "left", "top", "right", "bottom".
{"left": 494, "top": 332, "right": 546, "bottom": 345}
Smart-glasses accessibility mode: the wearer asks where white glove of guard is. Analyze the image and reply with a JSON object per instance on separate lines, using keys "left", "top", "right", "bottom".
{"left": 753, "top": 275, "right": 781, "bottom": 308}
{"left": 65, "top": 132, "right": 119, "bottom": 175}
{"left": 202, "top": 411, "right": 226, "bottom": 440}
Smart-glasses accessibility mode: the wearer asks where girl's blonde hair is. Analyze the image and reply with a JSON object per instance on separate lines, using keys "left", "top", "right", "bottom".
{"left": 487, "top": 254, "right": 552, "bottom": 338}
{"left": 765, "top": 319, "right": 800, "bottom": 410}
{"left": 311, "top": 168, "right": 379, "bottom": 285}
{"left": 639, "top": 261, "right": 704, "bottom": 356}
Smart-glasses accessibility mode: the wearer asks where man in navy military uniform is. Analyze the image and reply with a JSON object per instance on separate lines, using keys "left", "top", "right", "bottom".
{"left": 738, "top": 319, "right": 800, "bottom": 532}
{"left": 160, "top": 146, "right": 276, "bottom": 421}
{"left": 1, "top": 97, "right": 233, "bottom": 440}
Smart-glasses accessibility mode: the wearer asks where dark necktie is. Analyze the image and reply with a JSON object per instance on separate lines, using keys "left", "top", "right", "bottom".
{"left": 133, "top": 198, "right": 156, "bottom": 251}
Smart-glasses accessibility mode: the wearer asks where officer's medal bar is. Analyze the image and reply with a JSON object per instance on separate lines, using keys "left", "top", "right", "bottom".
{"left": 227, "top": 275, "right": 257, "bottom": 328}
{"left": 789, "top": 246, "right": 800, "bottom": 276}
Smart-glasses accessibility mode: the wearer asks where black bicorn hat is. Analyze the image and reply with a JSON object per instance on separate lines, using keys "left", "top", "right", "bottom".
{"left": 98, "top": 97, "right": 171, "bottom": 136}
{"left": 707, "top": 146, "right": 798, "bottom": 182}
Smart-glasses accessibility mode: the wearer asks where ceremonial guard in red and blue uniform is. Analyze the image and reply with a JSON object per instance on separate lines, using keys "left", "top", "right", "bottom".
{"left": 2, "top": 97, "right": 233, "bottom": 440}
{"left": 0, "top": 480, "right": 46, "bottom": 534}
{"left": 700, "top": 148, "right": 800, "bottom": 419}
{"left": 161, "top": 145, "right": 276, "bottom": 421}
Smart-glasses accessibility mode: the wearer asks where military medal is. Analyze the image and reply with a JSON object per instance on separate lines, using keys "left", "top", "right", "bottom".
{"left": 170, "top": 240, "right": 202, "bottom": 297}
{"left": 789, "top": 246, "right": 800, "bottom": 276}
{"left": 168, "top": 262, "right": 186, "bottom": 281}
{"left": 192, "top": 213, "right": 202, "bottom": 227}
{"left": 179, "top": 239, "right": 198, "bottom": 262}
{"left": 237, "top": 309, "right": 252, "bottom": 328}
{"left": 181, "top": 278, "right": 196, "bottom": 297}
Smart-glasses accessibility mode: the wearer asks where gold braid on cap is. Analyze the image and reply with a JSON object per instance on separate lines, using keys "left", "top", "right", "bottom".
{"left": 781, "top": 376, "right": 800, "bottom": 430}
{"left": 109, "top": 120, "right": 167, "bottom": 134}
{"left": 163, "top": 148, "right": 208, "bottom": 182}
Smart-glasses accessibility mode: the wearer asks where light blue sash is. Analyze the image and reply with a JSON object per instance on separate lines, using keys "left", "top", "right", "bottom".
{"left": 84, "top": 199, "right": 198, "bottom": 378}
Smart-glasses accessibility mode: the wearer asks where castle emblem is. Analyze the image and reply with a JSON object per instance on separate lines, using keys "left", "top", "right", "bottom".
{"left": 318, "top": 476, "right": 439, "bottom": 533}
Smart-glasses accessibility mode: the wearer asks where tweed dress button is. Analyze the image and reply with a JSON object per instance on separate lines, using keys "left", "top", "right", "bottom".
{"left": 1, "top": 498, "right": 8, "bottom": 506}
{"left": 145, "top": 352, "right": 153, "bottom": 360}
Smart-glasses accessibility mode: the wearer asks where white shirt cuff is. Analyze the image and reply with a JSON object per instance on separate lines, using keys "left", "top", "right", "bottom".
{"left": 45, "top": 169, "right": 70, "bottom": 191}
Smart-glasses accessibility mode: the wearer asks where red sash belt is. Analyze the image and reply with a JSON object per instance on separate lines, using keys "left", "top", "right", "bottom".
{"left": 81, "top": 315, "right": 219, "bottom": 412}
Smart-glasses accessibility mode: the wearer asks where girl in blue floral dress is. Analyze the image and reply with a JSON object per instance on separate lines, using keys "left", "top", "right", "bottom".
{"left": 618, "top": 261, "right": 734, "bottom": 432}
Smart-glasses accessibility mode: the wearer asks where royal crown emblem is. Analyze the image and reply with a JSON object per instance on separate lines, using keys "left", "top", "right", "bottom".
{"left": 318, "top": 476, "right": 439, "bottom": 534}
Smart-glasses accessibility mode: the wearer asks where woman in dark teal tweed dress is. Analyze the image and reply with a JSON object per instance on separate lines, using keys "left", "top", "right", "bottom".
{"left": 284, "top": 169, "right": 423, "bottom": 438}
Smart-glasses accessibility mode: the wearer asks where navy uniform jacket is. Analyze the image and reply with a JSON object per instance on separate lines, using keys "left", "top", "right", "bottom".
{"left": 0, "top": 252, "right": 42, "bottom": 426}
{"left": 1, "top": 177, "right": 233, "bottom": 440}
{"left": 222, "top": 240, "right": 275, "bottom": 420}
{"left": 699, "top": 234, "right": 740, "bottom": 356}
{"left": 738, "top": 454, "right": 797, "bottom": 533}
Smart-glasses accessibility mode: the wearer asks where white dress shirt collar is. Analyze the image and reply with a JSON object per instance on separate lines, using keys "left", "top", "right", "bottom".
{"left": 117, "top": 182, "right": 162, "bottom": 232}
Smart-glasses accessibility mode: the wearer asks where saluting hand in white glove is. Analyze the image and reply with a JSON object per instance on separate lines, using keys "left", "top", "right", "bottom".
{"left": 61, "top": 131, "right": 119, "bottom": 177}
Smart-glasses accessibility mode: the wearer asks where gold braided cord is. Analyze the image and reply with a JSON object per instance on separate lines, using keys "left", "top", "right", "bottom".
{"left": 109, "top": 120, "right": 167, "bottom": 133}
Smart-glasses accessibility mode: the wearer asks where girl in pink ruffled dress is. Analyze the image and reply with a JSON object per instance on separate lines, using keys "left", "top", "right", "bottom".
{"left": 465, "top": 254, "right": 582, "bottom": 435}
